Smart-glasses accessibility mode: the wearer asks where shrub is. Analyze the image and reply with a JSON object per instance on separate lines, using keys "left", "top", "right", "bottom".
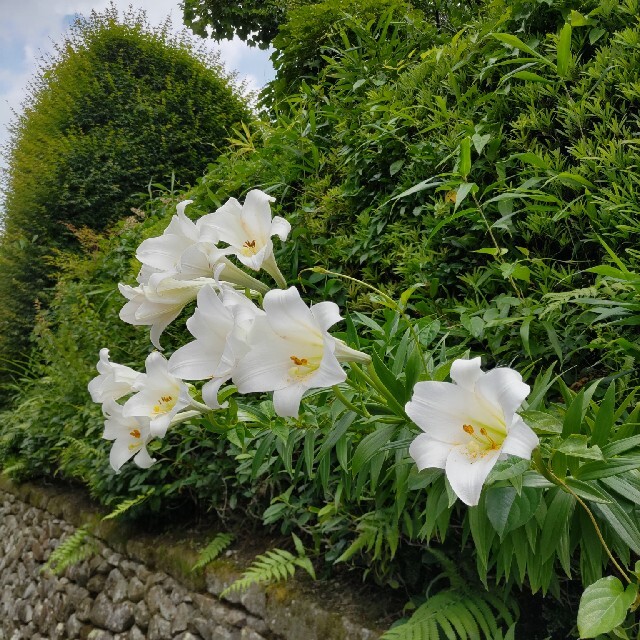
{"left": 0, "top": 6, "right": 250, "bottom": 390}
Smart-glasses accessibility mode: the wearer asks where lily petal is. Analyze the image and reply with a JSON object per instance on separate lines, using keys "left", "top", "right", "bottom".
{"left": 310, "top": 301, "right": 342, "bottom": 333}
{"left": 446, "top": 446, "right": 501, "bottom": 506}
{"left": 450, "top": 357, "right": 483, "bottom": 392}
{"left": 476, "top": 368, "right": 530, "bottom": 424}
{"left": 261, "top": 287, "right": 323, "bottom": 344}
{"left": 405, "top": 381, "right": 495, "bottom": 444}
{"left": 133, "top": 446, "right": 156, "bottom": 469}
{"left": 409, "top": 434, "right": 450, "bottom": 470}
{"left": 273, "top": 383, "right": 307, "bottom": 418}
{"left": 271, "top": 215, "right": 291, "bottom": 242}
{"left": 501, "top": 418, "right": 539, "bottom": 459}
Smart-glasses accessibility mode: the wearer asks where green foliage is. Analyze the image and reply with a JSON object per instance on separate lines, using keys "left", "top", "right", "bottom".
{"left": 381, "top": 590, "right": 516, "bottom": 640}
{"left": 102, "top": 490, "right": 154, "bottom": 521}
{"left": 3, "top": 0, "right": 640, "bottom": 638}
{"left": 577, "top": 576, "right": 638, "bottom": 638}
{"left": 191, "top": 533, "right": 235, "bottom": 572}
{"left": 183, "top": 0, "right": 302, "bottom": 48}
{"left": 0, "top": 6, "right": 250, "bottom": 390}
{"left": 220, "top": 534, "right": 315, "bottom": 597}
{"left": 42, "top": 528, "right": 97, "bottom": 575}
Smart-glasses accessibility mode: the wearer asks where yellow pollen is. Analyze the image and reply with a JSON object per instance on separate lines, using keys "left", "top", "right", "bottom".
{"left": 290, "top": 356, "right": 309, "bottom": 366}
{"left": 130, "top": 429, "right": 141, "bottom": 439}
{"left": 463, "top": 424, "right": 474, "bottom": 434}
{"left": 152, "top": 394, "right": 177, "bottom": 415}
{"left": 241, "top": 239, "right": 258, "bottom": 256}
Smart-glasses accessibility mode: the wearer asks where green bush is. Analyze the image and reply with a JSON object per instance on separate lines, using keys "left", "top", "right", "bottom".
{"left": 0, "top": 6, "right": 250, "bottom": 390}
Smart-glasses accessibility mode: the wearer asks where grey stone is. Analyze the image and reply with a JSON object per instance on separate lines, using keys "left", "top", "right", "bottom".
{"left": 105, "top": 568, "right": 128, "bottom": 603}
{"left": 51, "top": 622, "right": 66, "bottom": 640}
{"left": 240, "top": 585, "right": 266, "bottom": 618}
{"left": 75, "top": 597, "right": 93, "bottom": 622}
{"left": 67, "top": 562, "right": 91, "bottom": 587}
{"left": 148, "top": 615, "right": 172, "bottom": 640}
{"left": 225, "top": 608, "right": 246, "bottom": 628}
{"left": 206, "top": 574, "right": 242, "bottom": 605}
{"left": 192, "top": 593, "right": 230, "bottom": 625}
{"left": 245, "top": 615, "right": 269, "bottom": 635}
{"left": 128, "top": 626, "right": 146, "bottom": 640}
{"left": 66, "top": 613, "right": 83, "bottom": 639}
{"left": 145, "top": 572, "right": 166, "bottom": 589}
{"left": 133, "top": 601, "right": 149, "bottom": 631}
{"left": 240, "top": 630, "right": 266, "bottom": 640}
{"left": 86, "top": 573, "right": 107, "bottom": 594}
{"left": 147, "top": 584, "right": 177, "bottom": 620}
{"left": 126, "top": 577, "right": 145, "bottom": 603}
{"left": 172, "top": 602, "right": 192, "bottom": 633}
{"left": 189, "top": 617, "right": 213, "bottom": 640}
{"left": 87, "top": 631, "right": 115, "bottom": 640}
{"left": 89, "top": 593, "right": 135, "bottom": 633}
{"left": 174, "top": 633, "right": 202, "bottom": 640}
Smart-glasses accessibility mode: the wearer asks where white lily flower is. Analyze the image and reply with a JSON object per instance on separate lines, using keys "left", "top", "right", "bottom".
{"left": 122, "top": 351, "right": 194, "bottom": 438}
{"left": 118, "top": 277, "right": 214, "bottom": 350}
{"left": 205, "top": 189, "right": 290, "bottom": 287}
{"left": 88, "top": 348, "right": 141, "bottom": 403}
{"left": 136, "top": 200, "right": 269, "bottom": 294}
{"left": 136, "top": 200, "right": 204, "bottom": 274}
{"left": 233, "top": 286, "right": 370, "bottom": 418}
{"left": 168, "top": 284, "right": 263, "bottom": 408}
{"left": 406, "top": 357, "right": 539, "bottom": 507}
{"left": 102, "top": 399, "right": 155, "bottom": 472}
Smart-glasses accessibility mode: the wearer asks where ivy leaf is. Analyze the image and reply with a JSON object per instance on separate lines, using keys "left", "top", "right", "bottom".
{"left": 577, "top": 577, "right": 637, "bottom": 638}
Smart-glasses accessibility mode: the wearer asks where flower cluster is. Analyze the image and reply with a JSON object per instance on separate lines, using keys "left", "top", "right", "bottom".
{"left": 89, "top": 191, "right": 370, "bottom": 471}
{"left": 89, "top": 189, "right": 538, "bottom": 506}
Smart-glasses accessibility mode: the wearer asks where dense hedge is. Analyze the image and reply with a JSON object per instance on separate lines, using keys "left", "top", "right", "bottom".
{"left": 0, "top": 7, "right": 250, "bottom": 389}
{"left": 2, "top": 0, "right": 640, "bottom": 637}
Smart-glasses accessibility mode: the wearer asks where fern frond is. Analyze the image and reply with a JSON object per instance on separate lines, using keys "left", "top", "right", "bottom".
{"left": 102, "top": 490, "right": 153, "bottom": 521}
{"left": 191, "top": 533, "right": 235, "bottom": 572}
{"left": 221, "top": 538, "right": 315, "bottom": 598}
{"left": 42, "top": 527, "right": 96, "bottom": 575}
{"left": 59, "top": 437, "right": 100, "bottom": 465}
{"left": 381, "top": 589, "right": 517, "bottom": 640}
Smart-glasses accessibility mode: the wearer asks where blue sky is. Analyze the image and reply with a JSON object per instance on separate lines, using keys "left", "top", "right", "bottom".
{"left": 0, "top": 0, "right": 275, "bottom": 201}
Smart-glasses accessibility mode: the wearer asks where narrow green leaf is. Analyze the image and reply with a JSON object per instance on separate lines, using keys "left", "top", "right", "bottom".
{"left": 486, "top": 486, "right": 540, "bottom": 538}
{"left": 540, "top": 488, "right": 575, "bottom": 562}
{"left": 512, "top": 70, "right": 549, "bottom": 83}
{"left": 576, "top": 456, "right": 640, "bottom": 481}
{"left": 352, "top": 424, "right": 397, "bottom": 474}
{"left": 592, "top": 381, "right": 616, "bottom": 447}
{"left": 563, "top": 478, "right": 611, "bottom": 503}
{"left": 316, "top": 411, "right": 356, "bottom": 463}
{"left": 557, "top": 23, "right": 572, "bottom": 78}
{"left": 492, "top": 33, "right": 554, "bottom": 67}
{"left": 459, "top": 137, "right": 471, "bottom": 177}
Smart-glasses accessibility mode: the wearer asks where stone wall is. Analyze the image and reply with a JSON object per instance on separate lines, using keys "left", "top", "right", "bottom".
{"left": 0, "top": 478, "right": 385, "bottom": 640}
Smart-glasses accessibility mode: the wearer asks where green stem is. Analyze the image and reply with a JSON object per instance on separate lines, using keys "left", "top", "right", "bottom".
{"left": 539, "top": 456, "right": 632, "bottom": 585}
{"left": 360, "top": 362, "right": 409, "bottom": 420}
{"left": 332, "top": 385, "right": 370, "bottom": 417}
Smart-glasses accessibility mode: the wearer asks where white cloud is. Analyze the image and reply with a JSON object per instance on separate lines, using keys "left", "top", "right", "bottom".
{"left": 0, "top": 0, "right": 274, "bottom": 187}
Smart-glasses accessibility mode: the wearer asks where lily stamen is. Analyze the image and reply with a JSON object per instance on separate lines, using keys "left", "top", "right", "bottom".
{"left": 463, "top": 423, "right": 500, "bottom": 451}
{"left": 129, "top": 429, "right": 141, "bottom": 439}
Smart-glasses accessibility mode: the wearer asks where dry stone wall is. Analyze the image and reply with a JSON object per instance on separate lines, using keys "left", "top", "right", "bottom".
{"left": 0, "top": 478, "right": 383, "bottom": 640}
